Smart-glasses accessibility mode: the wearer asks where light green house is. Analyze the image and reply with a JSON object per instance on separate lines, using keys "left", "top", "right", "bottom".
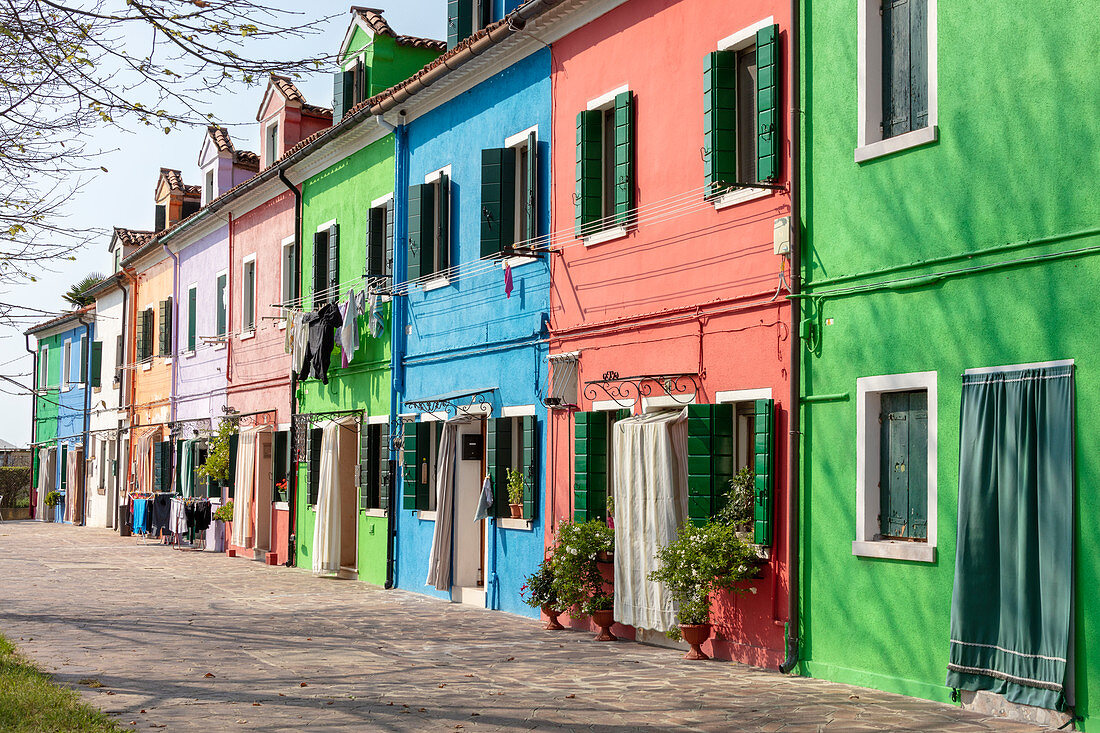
{"left": 798, "top": 0, "right": 1100, "bottom": 727}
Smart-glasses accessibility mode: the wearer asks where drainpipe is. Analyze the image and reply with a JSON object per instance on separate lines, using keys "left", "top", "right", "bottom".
{"left": 115, "top": 273, "right": 130, "bottom": 531}
{"left": 80, "top": 315, "right": 93, "bottom": 526}
{"left": 277, "top": 165, "right": 301, "bottom": 567}
{"left": 779, "top": 0, "right": 802, "bottom": 675}
{"left": 25, "top": 333, "right": 38, "bottom": 519}
{"left": 162, "top": 243, "right": 180, "bottom": 486}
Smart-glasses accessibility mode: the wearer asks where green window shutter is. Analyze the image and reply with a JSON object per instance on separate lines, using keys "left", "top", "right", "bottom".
{"left": 573, "top": 411, "right": 608, "bottom": 522}
{"left": 378, "top": 422, "right": 391, "bottom": 512}
{"left": 312, "top": 231, "right": 327, "bottom": 307}
{"left": 436, "top": 174, "right": 450, "bottom": 273}
{"left": 384, "top": 198, "right": 395, "bottom": 280}
{"left": 686, "top": 404, "right": 734, "bottom": 527}
{"left": 755, "top": 24, "right": 780, "bottom": 182}
{"left": 366, "top": 206, "right": 387, "bottom": 279}
{"left": 416, "top": 422, "right": 432, "bottom": 511}
{"left": 521, "top": 415, "right": 537, "bottom": 520}
{"left": 407, "top": 183, "right": 435, "bottom": 281}
{"left": 402, "top": 421, "right": 418, "bottom": 510}
{"left": 479, "top": 0, "right": 492, "bottom": 28}
{"left": 307, "top": 428, "right": 321, "bottom": 505}
{"left": 359, "top": 425, "right": 373, "bottom": 511}
{"left": 704, "top": 50, "right": 737, "bottom": 192}
{"left": 152, "top": 440, "right": 163, "bottom": 492}
{"left": 163, "top": 441, "right": 174, "bottom": 494}
{"left": 342, "top": 69, "right": 355, "bottom": 115}
{"left": 328, "top": 223, "right": 340, "bottom": 301}
{"left": 480, "top": 147, "right": 516, "bottom": 258}
{"left": 79, "top": 337, "right": 88, "bottom": 383}
{"left": 226, "top": 433, "right": 239, "bottom": 499}
{"left": 157, "top": 300, "right": 168, "bottom": 356}
{"left": 879, "top": 390, "right": 927, "bottom": 539}
{"left": 216, "top": 275, "right": 227, "bottom": 337}
{"left": 613, "top": 91, "right": 635, "bottom": 226}
{"left": 525, "top": 131, "right": 537, "bottom": 242}
{"left": 175, "top": 440, "right": 183, "bottom": 493}
{"left": 575, "top": 110, "right": 602, "bottom": 237}
{"left": 134, "top": 311, "right": 145, "bottom": 360}
{"left": 89, "top": 341, "right": 103, "bottom": 388}
{"left": 486, "top": 417, "right": 512, "bottom": 518}
{"left": 447, "top": 0, "right": 472, "bottom": 49}
{"left": 187, "top": 288, "right": 197, "bottom": 351}
{"left": 752, "top": 399, "right": 775, "bottom": 544}
{"left": 882, "top": 0, "right": 928, "bottom": 138}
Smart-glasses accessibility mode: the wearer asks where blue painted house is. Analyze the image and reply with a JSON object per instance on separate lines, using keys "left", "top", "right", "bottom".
{"left": 387, "top": 4, "right": 552, "bottom": 617}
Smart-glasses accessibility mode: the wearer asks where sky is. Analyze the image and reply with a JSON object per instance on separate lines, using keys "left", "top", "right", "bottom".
{"left": 0, "top": 1, "right": 446, "bottom": 446}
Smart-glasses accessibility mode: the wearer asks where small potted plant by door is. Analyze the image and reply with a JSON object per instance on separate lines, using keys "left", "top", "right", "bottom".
{"left": 521, "top": 558, "right": 564, "bottom": 630}
{"left": 214, "top": 500, "right": 233, "bottom": 550}
{"left": 44, "top": 491, "right": 62, "bottom": 522}
{"left": 506, "top": 468, "right": 525, "bottom": 519}
{"left": 649, "top": 519, "right": 755, "bottom": 660}
{"left": 550, "top": 519, "right": 617, "bottom": 641}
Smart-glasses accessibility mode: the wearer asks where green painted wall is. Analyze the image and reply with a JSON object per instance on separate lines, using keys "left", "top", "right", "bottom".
{"left": 295, "top": 131, "right": 394, "bottom": 587}
{"left": 341, "top": 31, "right": 441, "bottom": 98}
{"left": 801, "top": 0, "right": 1100, "bottom": 723}
{"left": 34, "top": 334, "right": 62, "bottom": 445}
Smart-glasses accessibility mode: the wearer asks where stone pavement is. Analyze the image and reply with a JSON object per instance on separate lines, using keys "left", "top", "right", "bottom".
{"left": 0, "top": 522, "right": 1040, "bottom": 732}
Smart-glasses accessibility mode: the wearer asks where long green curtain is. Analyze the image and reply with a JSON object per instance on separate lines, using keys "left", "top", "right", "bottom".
{"left": 946, "top": 363, "right": 1074, "bottom": 710}
{"left": 179, "top": 439, "right": 195, "bottom": 498}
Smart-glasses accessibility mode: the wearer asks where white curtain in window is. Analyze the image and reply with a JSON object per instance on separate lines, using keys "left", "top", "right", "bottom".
{"left": 231, "top": 430, "right": 258, "bottom": 548}
{"left": 312, "top": 417, "right": 355, "bottom": 575}
{"left": 612, "top": 408, "right": 689, "bottom": 633}
{"left": 425, "top": 416, "right": 468, "bottom": 591}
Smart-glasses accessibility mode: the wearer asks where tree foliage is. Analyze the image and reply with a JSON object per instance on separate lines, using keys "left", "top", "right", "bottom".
{"left": 62, "top": 272, "right": 105, "bottom": 308}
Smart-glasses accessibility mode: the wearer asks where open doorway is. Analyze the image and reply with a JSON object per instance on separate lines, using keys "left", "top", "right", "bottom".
{"left": 254, "top": 431, "right": 273, "bottom": 555}
{"left": 450, "top": 418, "right": 487, "bottom": 606}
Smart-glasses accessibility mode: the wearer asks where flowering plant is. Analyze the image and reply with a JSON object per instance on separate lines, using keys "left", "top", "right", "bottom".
{"left": 549, "top": 519, "right": 615, "bottom": 615}
{"left": 213, "top": 500, "right": 234, "bottom": 523}
{"left": 520, "top": 558, "right": 557, "bottom": 609}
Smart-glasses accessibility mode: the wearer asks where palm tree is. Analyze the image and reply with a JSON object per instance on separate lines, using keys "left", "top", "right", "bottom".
{"left": 62, "top": 273, "right": 106, "bottom": 309}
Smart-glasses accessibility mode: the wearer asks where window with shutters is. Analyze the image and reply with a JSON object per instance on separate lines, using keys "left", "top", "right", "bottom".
{"left": 854, "top": 372, "right": 937, "bottom": 562}
{"left": 204, "top": 169, "right": 215, "bottom": 205}
{"left": 486, "top": 415, "right": 538, "bottom": 521}
{"left": 186, "top": 285, "right": 197, "bottom": 353}
{"left": 402, "top": 420, "right": 443, "bottom": 513}
{"left": 576, "top": 88, "right": 634, "bottom": 243}
{"left": 358, "top": 421, "right": 392, "bottom": 512}
{"left": 312, "top": 221, "right": 339, "bottom": 307}
{"left": 280, "top": 237, "right": 299, "bottom": 309}
{"left": 214, "top": 272, "right": 227, "bottom": 341}
{"left": 407, "top": 169, "right": 451, "bottom": 285}
{"left": 365, "top": 194, "right": 394, "bottom": 286}
{"left": 89, "top": 341, "right": 103, "bottom": 389}
{"left": 573, "top": 408, "right": 632, "bottom": 523}
{"left": 39, "top": 346, "right": 48, "bottom": 388}
{"left": 706, "top": 20, "right": 781, "bottom": 207}
{"left": 447, "top": 0, "right": 492, "bottom": 50}
{"left": 712, "top": 394, "right": 777, "bottom": 543}
{"left": 272, "top": 430, "right": 289, "bottom": 504}
{"left": 157, "top": 297, "right": 173, "bottom": 357}
{"left": 265, "top": 120, "right": 279, "bottom": 167}
{"left": 856, "top": 0, "right": 937, "bottom": 162}
{"left": 78, "top": 334, "right": 88, "bottom": 385}
{"left": 114, "top": 335, "right": 123, "bottom": 385}
{"left": 306, "top": 427, "right": 323, "bottom": 506}
{"left": 481, "top": 127, "right": 538, "bottom": 259}
{"left": 241, "top": 255, "right": 256, "bottom": 334}
{"left": 62, "top": 339, "right": 72, "bottom": 387}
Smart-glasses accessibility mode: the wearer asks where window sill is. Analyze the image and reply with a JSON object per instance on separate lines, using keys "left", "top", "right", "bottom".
{"left": 362, "top": 508, "right": 388, "bottom": 518}
{"left": 497, "top": 517, "right": 532, "bottom": 531}
{"left": 213, "top": 343, "right": 227, "bottom": 352}
{"left": 240, "top": 331, "right": 255, "bottom": 341}
{"left": 501, "top": 255, "right": 539, "bottom": 270}
{"left": 711, "top": 187, "right": 773, "bottom": 210}
{"left": 273, "top": 501, "right": 289, "bottom": 511}
{"left": 141, "top": 363, "right": 152, "bottom": 372}
{"left": 855, "top": 125, "right": 938, "bottom": 163}
{"left": 583, "top": 226, "right": 628, "bottom": 247}
{"left": 277, "top": 322, "right": 287, "bottom": 330}
{"left": 184, "top": 350, "right": 196, "bottom": 359}
{"left": 423, "top": 277, "right": 450, "bottom": 292}
{"left": 418, "top": 510, "right": 437, "bottom": 522}
{"left": 852, "top": 539, "right": 935, "bottom": 563}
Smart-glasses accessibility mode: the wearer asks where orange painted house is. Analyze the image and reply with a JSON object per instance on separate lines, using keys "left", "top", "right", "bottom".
{"left": 546, "top": 0, "right": 794, "bottom": 666}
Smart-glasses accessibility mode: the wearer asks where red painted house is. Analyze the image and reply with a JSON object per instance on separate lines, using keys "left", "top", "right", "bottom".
{"left": 546, "top": 0, "right": 794, "bottom": 666}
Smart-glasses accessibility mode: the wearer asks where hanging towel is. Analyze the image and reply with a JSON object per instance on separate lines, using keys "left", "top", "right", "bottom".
{"left": 504, "top": 261, "right": 514, "bottom": 298}
{"left": 284, "top": 311, "right": 297, "bottom": 354}
{"left": 291, "top": 316, "right": 309, "bottom": 376}
{"left": 367, "top": 293, "right": 384, "bottom": 338}
{"left": 474, "top": 474, "right": 494, "bottom": 522}
{"left": 339, "top": 290, "right": 360, "bottom": 368}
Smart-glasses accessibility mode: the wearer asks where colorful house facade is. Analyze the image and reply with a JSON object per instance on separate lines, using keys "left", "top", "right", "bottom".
{"left": 798, "top": 0, "right": 1099, "bottom": 726}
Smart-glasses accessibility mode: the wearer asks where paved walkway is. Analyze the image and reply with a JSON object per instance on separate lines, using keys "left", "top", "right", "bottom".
{"left": 0, "top": 522, "right": 1040, "bottom": 732}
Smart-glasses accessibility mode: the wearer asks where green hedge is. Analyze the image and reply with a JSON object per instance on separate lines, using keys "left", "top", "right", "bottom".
{"left": 0, "top": 467, "right": 31, "bottom": 508}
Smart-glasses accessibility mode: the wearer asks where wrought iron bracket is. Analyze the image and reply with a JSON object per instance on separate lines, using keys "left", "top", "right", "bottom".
{"left": 583, "top": 372, "right": 701, "bottom": 408}
{"left": 292, "top": 409, "right": 364, "bottom": 460}
{"left": 404, "top": 389, "right": 494, "bottom": 418}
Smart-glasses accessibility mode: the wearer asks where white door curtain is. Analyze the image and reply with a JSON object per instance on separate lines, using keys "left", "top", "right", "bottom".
{"left": 178, "top": 439, "right": 195, "bottom": 498}
{"left": 312, "top": 417, "right": 357, "bottom": 575}
{"left": 425, "top": 416, "right": 469, "bottom": 591}
{"left": 36, "top": 448, "right": 52, "bottom": 519}
{"left": 612, "top": 408, "right": 690, "bottom": 633}
{"left": 231, "top": 425, "right": 272, "bottom": 548}
{"left": 134, "top": 429, "right": 157, "bottom": 494}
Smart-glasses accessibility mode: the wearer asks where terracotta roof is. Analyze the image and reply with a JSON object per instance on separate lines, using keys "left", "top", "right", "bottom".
{"left": 270, "top": 74, "right": 306, "bottom": 104}
{"left": 183, "top": 184, "right": 201, "bottom": 197}
{"left": 113, "top": 227, "right": 154, "bottom": 248}
{"left": 207, "top": 125, "right": 235, "bottom": 153}
{"left": 159, "top": 168, "right": 187, "bottom": 192}
{"left": 351, "top": 6, "right": 446, "bottom": 51}
{"left": 302, "top": 103, "right": 334, "bottom": 117}
{"left": 235, "top": 149, "right": 260, "bottom": 170}
{"left": 25, "top": 305, "right": 94, "bottom": 336}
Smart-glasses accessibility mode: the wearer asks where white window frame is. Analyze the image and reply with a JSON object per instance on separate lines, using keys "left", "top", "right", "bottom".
{"left": 279, "top": 235, "right": 296, "bottom": 325}
{"left": 855, "top": 0, "right": 938, "bottom": 163}
{"left": 503, "top": 126, "right": 541, "bottom": 267}
{"left": 423, "top": 166, "right": 452, "bottom": 290}
{"left": 204, "top": 167, "right": 215, "bottom": 205}
{"left": 853, "top": 370, "right": 937, "bottom": 562}
{"left": 185, "top": 284, "right": 198, "bottom": 356}
{"left": 710, "top": 18, "right": 776, "bottom": 210}
{"left": 241, "top": 254, "right": 257, "bottom": 339}
{"left": 264, "top": 119, "right": 280, "bottom": 167}
{"left": 77, "top": 334, "right": 87, "bottom": 387}
{"left": 582, "top": 86, "right": 631, "bottom": 247}
{"left": 62, "top": 339, "right": 72, "bottom": 388}
{"left": 716, "top": 387, "right": 774, "bottom": 475}
{"left": 214, "top": 269, "right": 228, "bottom": 350}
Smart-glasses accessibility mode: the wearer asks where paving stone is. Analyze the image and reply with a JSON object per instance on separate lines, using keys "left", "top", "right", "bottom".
{"left": 0, "top": 522, "right": 1045, "bottom": 731}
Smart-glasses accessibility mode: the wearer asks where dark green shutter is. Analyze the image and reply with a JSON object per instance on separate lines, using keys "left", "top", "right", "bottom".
{"left": 384, "top": 198, "right": 395, "bottom": 280}
{"left": 402, "top": 421, "right": 418, "bottom": 510}
{"left": 187, "top": 287, "right": 197, "bottom": 351}
{"left": 416, "top": 423, "right": 432, "bottom": 510}
{"left": 480, "top": 147, "right": 516, "bottom": 258}
{"left": 486, "top": 417, "right": 512, "bottom": 518}
{"left": 175, "top": 440, "right": 184, "bottom": 493}
{"left": 163, "top": 441, "right": 174, "bottom": 495}
{"left": 755, "top": 24, "right": 779, "bottom": 182}
{"left": 79, "top": 337, "right": 88, "bottom": 383}
{"left": 134, "top": 311, "right": 146, "bottom": 360}
{"left": 145, "top": 309, "right": 154, "bottom": 360}
{"left": 704, "top": 50, "right": 738, "bottom": 192}
{"left": 378, "top": 422, "right": 391, "bottom": 512}
{"left": 613, "top": 91, "right": 634, "bottom": 226}
{"left": 525, "top": 131, "right": 537, "bottom": 242}
{"left": 307, "top": 428, "right": 321, "bottom": 505}
{"left": 479, "top": 0, "right": 491, "bottom": 29}
{"left": 328, "top": 223, "right": 340, "bottom": 301}
{"left": 155, "top": 205, "right": 166, "bottom": 232}
{"left": 216, "top": 275, "right": 227, "bottom": 336}
{"left": 521, "top": 416, "right": 537, "bottom": 520}
{"left": 359, "top": 425, "right": 373, "bottom": 511}
{"left": 366, "top": 206, "right": 387, "bottom": 279}
{"left": 436, "top": 174, "right": 450, "bottom": 273}
{"left": 752, "top": 399, "right": 775, "bottom": 544}
{"left": 686, "top": 404, "right": 734, "bottom": 527}
{"left": 447, "top": 0, "right": 472, "bottom": 49}
{"left": 312, "top": 231, "right": 326, "bottom": 307}
{"left": 157, "top": 300, "right": 168, "bottom": 356}
{"left": 882, "top": 0, "right": 928, "bottom": 138}
{"left": 879, "top": 391, "right": 927, "bottom": 539}
{"left": 226, "top": 433, "right": 238, "bottom": 499}
{"left": 407, "top": 183, "right": 435, "bottom": 281}
{"left": 573, "top": 411, "right": 608, "bottom": 522}
{"left": 114, "top": 334, "right": 123, "bottom": 383}
{"left": 152, "top": 440, "right": 163, "bottom": 492}
{"left": 575, "top": 110, "right": 602, "bottom": 236}
{"left": 89, "top": 341, "right": 103, "bottom": 388}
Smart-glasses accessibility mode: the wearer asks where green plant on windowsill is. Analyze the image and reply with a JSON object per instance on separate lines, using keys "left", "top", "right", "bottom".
{"left": 44, "top": 491, "right": 62, "bottom": 507}
{"left": 717, "top": 466, "right": 755, "bottom": 534}
{"left": 506, "top": 468, "right": 525, "bottom": 506}
{"left": 213, "top": 500, "right": 233, "bottom": 524}
{"left": 549, "top": 519, "right": 615, "bottom": 615}
{"left": 198, "top": 419, "right": 237, "bottom": 484}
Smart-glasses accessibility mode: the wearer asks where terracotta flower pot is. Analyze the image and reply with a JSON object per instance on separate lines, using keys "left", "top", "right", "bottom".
{"left": 509, "top": 504, "right": 523, "bottom": 519}
{"left": 596, "top": 550, "right": 614, "bottom": 564}
{"left": 679, "top": 623, "right": 712, "bottom": 660}
{"left": 542, "top": 605, "right": 565, "bottom": 630}
{"left": 591, "top": 609, "right": 617, "bottom": 641}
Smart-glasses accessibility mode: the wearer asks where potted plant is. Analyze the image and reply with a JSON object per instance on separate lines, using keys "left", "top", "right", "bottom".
{"left": 45, "top": 490, "right": 62, "bottom": 521}
{"left": 521, "top": 558, "right": 564, "bottom": 630}
{"left": 550, "top": 519, "right": 617, "bottom": 641}
{"left": 506, "top": 468, "right": 525, "bottom": 519}
{"left": 649, "top": 519, "right": 756, "bottom": 660}
{"left": 198, "top": 419, "right": 236, "bottom": 485}
{"left": 718, "top": 466, "right": 756, "bottom": 540}
{"left": 214, "top": 500, "right": 233, "bottom": 547}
